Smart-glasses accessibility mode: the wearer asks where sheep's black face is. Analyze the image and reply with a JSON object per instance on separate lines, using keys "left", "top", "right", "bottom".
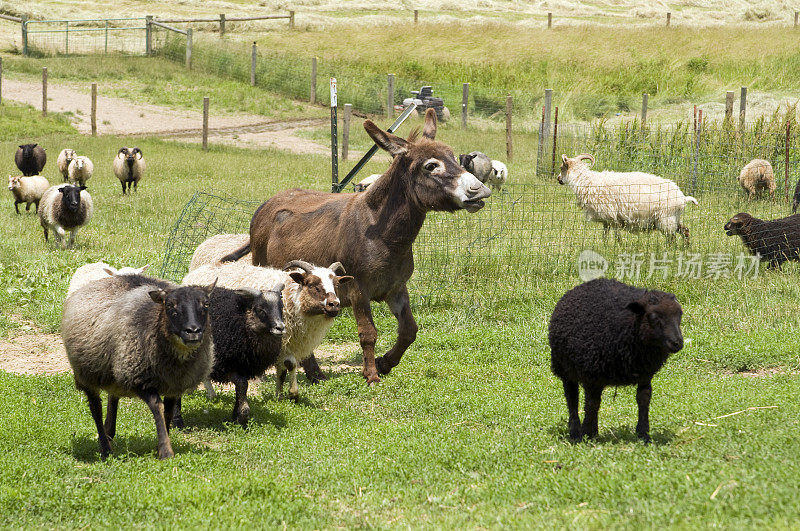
{"left": 237, "top": 287, "right": 286, "bottom": 336}
{"left": 724, "top": 213, "right": 752, "bottom": 236}
{"left": 59, "top": 185, "right": 85, "bottom": 213}
{"left": 150, "top": 284, "right": 214, "bottom": 349}
{"left": 19, "top": 144, "right": 37, "bottom": 159}
{"left": 627, "top": 294, "right": 684, "bottom": 354}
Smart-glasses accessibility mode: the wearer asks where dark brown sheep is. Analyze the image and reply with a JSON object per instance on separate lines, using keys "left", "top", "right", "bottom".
{"left": 724, "top": 212, "right": 800, "bottom": 268}
{"left": 15, "top": 143, "right": 46, "bottom": 176}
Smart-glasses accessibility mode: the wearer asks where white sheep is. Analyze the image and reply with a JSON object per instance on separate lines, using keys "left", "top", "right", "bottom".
{"left": 738, "top": 159, "right": 776, "bottom": 200}
{"left": 56, "top": 149, "right": 77, "bottom": 182}
{"left": 8, "top": 174, "right": 49, "bottom": 214}
{"left": 67, "top": 156, "right": 94, "bottom": 186}
{"left": 113, "top": 147, "right": 146, "bottom": 194}
{"left": 66, "top": 261, "right": 150, "bottom": 297}
{"left": 38, "top": 184, "right": 93, "bottom": 249}
{"left": 182, "top": 259, "right": 353, "bottom": 401}
{"left": 353, "top": 174, "right": 382, "bottom": 192}
{"left": 189, "top": 233, "right": 252, "bottom": 271}
{"left": 558, "top": 153, "right": 698, "bottom": 244}
{"left": 487, "top": 160, "right": 508, "bottom": 191}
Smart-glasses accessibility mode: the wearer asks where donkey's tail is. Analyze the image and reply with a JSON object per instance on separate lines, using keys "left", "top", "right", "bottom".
{"left": 221, "top": 242, "right": 251, "bottom": 263}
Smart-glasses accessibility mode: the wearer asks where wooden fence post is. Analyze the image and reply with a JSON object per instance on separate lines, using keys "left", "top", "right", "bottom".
{"left": 461, "top": 82, "right": 469, "bottom": 129}
{"left": 91, "top": 83, "right": 97, "bottom": 136}
{"left": 186, "top": 28, "right": 193, "bottom": 69}
{"left": 343, "top": 103, "right": 352, "bottom": 161}
{"left": 725, "top": 90, "right": 734, "bottom": 123}
{"left": 795, "top": 11, "right": 798, "bottom": 27}
{"left": 666, "top": 12, "right": 671, "bottom": 26}
{"left": 202, "top": 97, "right": 209, "bottom": 150}
{"left": 311, "top": 57, "right": 317, "bottom": 104}
{"left": 289, "top": 10, "right": 295, "bottom": 28}
{"left": 505, "top": 95, "right": 513, "bottom": 162}
{"left": 547, "top": 12, "right": 552, "bottom": 28}
{"left": 641, "top": 93, "right": 648, "bottom": 127}
{"left": 42, "top": 67, "right": 47, "bottom": 117}
{"left": 250, "top": 42, "right": 257, "bottom": 86}
{"left": 145, "top": 16, "right": 152, "bottom": 55}
{"left": 551, "top": 107, "right": 559, "bottom": 176}
{"left": 0, "top": 57, "right": 3, "bottom": 105}
{"left": 739, "top": 86, "right": 747, "bottom": 133}
{"left": 536, "top": 88, "right": 552, "bottom": 176}
{"left": 219, "top": 14, "right": 226, "bottom": 37}
{"left": 387, "top": 74, "right": 395, "bottom": 118}
{"left": 414, "top": 9, "right": 419, "bottom": 23}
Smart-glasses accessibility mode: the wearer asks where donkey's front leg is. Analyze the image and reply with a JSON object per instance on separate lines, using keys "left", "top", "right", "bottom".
{"left": 352, "top": 294, "right": 379, "bottom": 384}
{"left": 375, "top": 286, "right": 417, "bottom": 375}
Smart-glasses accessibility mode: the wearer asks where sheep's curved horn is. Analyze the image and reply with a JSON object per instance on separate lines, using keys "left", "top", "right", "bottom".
{"left": 577, "top": 153, "right": 595, "bottom": 168}
{"left": 132, "top": 147, "right": 143, "bottom": 159}
{"left": 328, "top": 261, "right": 346, "bottom": 275}
{"left": 118, "top": 147, "right": 128, "bottom": 155}
{"left": 282, "top": 260, "right": 314, "bottom": 273}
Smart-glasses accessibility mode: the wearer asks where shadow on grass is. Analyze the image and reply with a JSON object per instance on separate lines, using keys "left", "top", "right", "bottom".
{"left": 178, "top": 392, "right": 289, "bottom": 432}
{"left": 548, "top": 421, "right": 675, "bottom": 445}
{"left": 70, "top": 433, "right": 205, "bottom": 463}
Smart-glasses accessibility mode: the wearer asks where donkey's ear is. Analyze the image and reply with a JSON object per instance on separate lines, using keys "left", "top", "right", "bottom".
{"left": 364, "top": 120, "right": 409, "bottom": 157}
{"left": 422, "top": 108, "right": 437, "bottom": 140}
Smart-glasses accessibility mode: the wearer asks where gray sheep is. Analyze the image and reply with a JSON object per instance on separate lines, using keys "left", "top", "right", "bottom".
{"left": 549, "top": 278, "right": 684, "bottom": 443}
{"left": 63, "top": 274, "right": 217, "bottom": 459}
{"left": 459, "top": 151, "right": 493, "bottom": 184}
{"left": 38, "top": 184, "right": 93, "bottom": 249}
{"left": 15, "top": 143, "right": 46, "bottom": 176}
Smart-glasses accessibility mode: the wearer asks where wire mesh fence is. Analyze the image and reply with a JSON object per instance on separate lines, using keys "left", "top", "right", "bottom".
{"left": 23, "top": 18, "right": 148, "bottom": 56}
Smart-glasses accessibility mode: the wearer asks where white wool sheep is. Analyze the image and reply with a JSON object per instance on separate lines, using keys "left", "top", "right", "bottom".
{"left": 182, "top": 260, "right": 352, "bottom": 400}
{"left": 66, "top": 261, "right": 150, "bottom": 297}
{"left": 189, "top": 233, "right": 252, "bottom": 271}
{"left": 558, "top": 154, "right": 698, "bottom": 244}
{"left": 738, "top": 159, "right": 776, "bottom": 200}
{"left": 353, "top": 174, "right": 382, "bottom": 192}
{"left": 487, "top": 160, "right": 508, "bottom": 191}
{"left": 113, "top": 147, "right": 146, "bottom": 194}
{"left": 8, "top": 174, "right": 49, "bottom": 214}
{"left": 38, "top": 184, "right": 93, "bottom": 249}
{"left": 56, "top": 149, "right": 77, "bottom": 182}
{"left": 67, "top": 156, "right": 94, "bottom": 186}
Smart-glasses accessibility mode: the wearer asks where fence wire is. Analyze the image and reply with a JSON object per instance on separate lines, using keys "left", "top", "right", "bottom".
{"left": 24, "top": 18, "right": 147, "bottom": 56}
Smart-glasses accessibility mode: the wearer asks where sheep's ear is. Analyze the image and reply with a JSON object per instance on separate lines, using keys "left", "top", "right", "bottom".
{"left": 561, "top": 154, "right": 569, "bottom": 165}
{"left": 102, "top": 267, "right": 116, "bottom": 276}
{"left": 336, "top": 275, "right": 354, "bottom": 285}
{"left": 234, "top": 288, "right": 261, "bottom": 306}
{"left": 364, "top": 120, "right": 409, "bottom": 157}
{"left": 59, "top": 187, "right": 67, "bottom": 194}
{"left": 32, "top": 143, "right": 38, "bottom": 148}
{"left": 626, "top": 301, "right": 647, "bottom": 315}
{"left": 149, "top": 289, "right": 167, "bottom": 303}
{"left": 79, "top": 185, "right": 87, "bottom": 191}
{"left": 271, "top": 282, "right": 285, "bottom": 295}
{"left": 288, "top": 271, "right": 306, "bottom": 285}
{"left": 204, "top": 278, "right": 218, "bottom": 296}
{"left": 18, "top": 145, "right": 24, "bottom": 149}
{"left": 138, "top": 264, "right": 150, "bottom": 273}
{"left": 421, "top": 108, "right": 437, "bottom": 140}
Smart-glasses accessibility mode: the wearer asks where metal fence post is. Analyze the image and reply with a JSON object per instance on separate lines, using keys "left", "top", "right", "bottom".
{"left": 91, "top": 83, "right": 97, "bottom": 136}
{"left": 311, "top": 57, "right": 317, "bottom": 104}
{"left": 250, "top": 42, "right": 257, "bottom": 86}
{"left": 65, "top": 20, "right": 69, "bottom": 54}
{"left": 505, "top": 95, "right": 513, "bottom": 162}
{"left": 330, "top": 78, "right": 339, "bottom": 191}
{"left": 42, "top": 67, "right": 47, "bottom": 117}
{"left": 104, "top": 20, "right": 109, "bottom": 54}
{"left": 387, "top": 73, "right": 395, "bottom": 118}
{"left": 343, "top": 103, "right": 352, "bottom": 161}
{"left": 202, "top": 97, "right": 209, "bottom": 151}
{"left": 145, "top": 16, "right": 152, "bottom": 55}
{"left": 219, "top": 14, "right": 226, "bottom": 37}
{"left": 21, "top": 16, "right": 28, "bottom": 56}
{"left": 461, "top": 82, "right": 469, "bottom": 129}
{"left": 641, "top": 93, "right": 648, "bottom": 127}
{"left": 186, "top": 28, "right": 192, "bottom": 69}
{"left": 739, "top": 86, "right": 747, "bottom": 133}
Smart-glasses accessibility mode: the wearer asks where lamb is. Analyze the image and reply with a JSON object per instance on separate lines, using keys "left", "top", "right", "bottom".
{"left": 459, "top": 151, "right": 493, "bottom": 183}
{"left": 56, "top": 149, "right": 77, "bottom": 182}
{"left": 67, "top": 156, "right": 94, "bottom": 186}
{"left": 15, "top": 143, "right": 46, "bottom": 176}
{"left": 190, "top": 234, "right": 252, "bottom": 271}
{"left": 173, "top": 284, "right": 285, "bottom": 428}
{"left": 62, "top": 274, "right": 216, "bottom": 459}
{"left": 487, "top": 160, "right": 508, "bottom": 191}
{"left": 558, "top": 153, "right": 698, "bottom": 244}
{"left": 353, "top": 174, "right": 382, "bottom": 192}
{"left": 66, "top": 261, "right": 150, "bottom": 297}
{"left": 8, "top": 174, "right": 49, "bottom": 214}
{"left": 549, "top": 278, "right": 684, "bottom": 443}
{"left": 113, "top": 147, "right": 146, "bottom": 194}
{"left": 38, "top": 184, "right": 93, "bottom": 249}
{"left": 738, "top": 159, "right": 775, "bottom": 200}
{"left": 182, "top": 259, "right": 353, "bottom": 400}
{"left": 724, "top": 212, "right": 800, "bottom": 268}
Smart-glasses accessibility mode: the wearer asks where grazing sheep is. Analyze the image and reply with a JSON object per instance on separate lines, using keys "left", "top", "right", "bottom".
{"left": 559, "top": 153, "right": 698, "bottom": 244}
{"left": 38, "top": 184, "right": 93, "bottom": 249}
{"left": 182, "top": 260, "right": 353, "bottom": 400}
{"left": 724, "top": 212, "right": 800, "bottom": 268}
{"left": 738, "top": 159, "right": 775, "bottom": 200}
{"left": 56, "top": 149, "right": 77, "bottom": 182}
{"left": 353, "top": 174, "right": 382, "bottom": 192}
{"left": 8, "top": 174, "right": 49, "bottom": 214}
{"left": 67, "top": 156, "right": 94, "bottom": 186}
{"left": 792, "top": 177, "right": 800, "bottom": 214}
{"left": 173, "top": 285, "right": 285, "bottom": 428}
{"left": 487, "top": 160, "right": 508, "bottom": 191}
{"left": 15, "top": 144, "right": 46, "bottom": 176}
{"left": 113, "top": 147, "right": 145, "bottom": 194}
{"left": 459, "top": 151, "right": 493, "bottom": 183}
{"left": 190, "top": 234, "right": 252, "bottom": 271}
{"left": 62, "top": 274, "right": 216, "bottom": 459}
{"left": 549, "top": 278, "right": 684, "bottom": 443}
{"left": 66, "top": 261, "right": 150, "bottom": 297}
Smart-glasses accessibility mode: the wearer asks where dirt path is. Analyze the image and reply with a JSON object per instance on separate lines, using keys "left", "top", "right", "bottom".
{"left": 2, "top": 78, "right": 329, "bottom": 154}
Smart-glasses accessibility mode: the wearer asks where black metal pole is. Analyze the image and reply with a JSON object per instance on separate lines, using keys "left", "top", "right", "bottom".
{"left": 330, "top": 78, "right": 338, "bottom": 192}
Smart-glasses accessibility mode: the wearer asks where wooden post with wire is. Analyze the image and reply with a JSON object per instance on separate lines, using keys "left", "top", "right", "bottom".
{"left": 548, "top": 12, "right": 553, "bottom": 28}
{"left": 202, "top": 97, "right": 209, "bottom": 151}
{"left": 666, "top": 12, "right": 671, "bottom": 26}
{"left": 42, "top": 67, "right": 47, "bottom": 117}
{"left": 414, "top": 9, "right": 419, "bottom": 23}
{"left": 739, "top": 86, "right": 747, "bottom": 133}
{"left": 251, "top": 42, "right": 257, "bottom": 86}
{"left": 387, "top": 74, "right": 395, "bottom": 118}
{"left": 311, "top": 57, "right": 317, "bottom": 104}
{"left": 551, "top": 107, "right": 559, "bottom": 176}
{"left": 91, "top": 83, "right": 97, "bottom": 136}
{"left": 461, "top": 83, "right": 469, "bottom": 129}
{"left": 505, "top": 95, "right": 513, "bottom": 162}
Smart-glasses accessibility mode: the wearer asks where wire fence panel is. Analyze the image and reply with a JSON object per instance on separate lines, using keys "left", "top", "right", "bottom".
{"left": 24, "top": 18, "right": 147, "bottom": 56}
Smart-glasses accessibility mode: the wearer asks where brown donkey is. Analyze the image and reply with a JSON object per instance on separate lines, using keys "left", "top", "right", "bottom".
{"left": 223, "top": 109, "right": 491, "bottom": 384}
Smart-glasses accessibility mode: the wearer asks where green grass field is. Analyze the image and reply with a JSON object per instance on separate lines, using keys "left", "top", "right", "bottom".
{"left": 2, "top": 20, "right": 800, "bottom": 527}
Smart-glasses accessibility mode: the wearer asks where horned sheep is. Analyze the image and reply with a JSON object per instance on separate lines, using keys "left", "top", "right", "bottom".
{"left": 738, "top": 159, "right": 775, "bottom": 200}
{"left": 63, "top": 274, "right": 216, "bottom": 459}
{"left": 15, "top": 143, "right": 46, "bottom": 176}
{"left": 38, "top": 184, "right": 93, "bottom": 249}
{"left": 8, "top": 175, "right": 49, "bottom": 214}
{"left": 558, "top": 153, "right": 698, "bottom": 244}
{"left": 113, "top": 147, "right": 145, "bottom": 194}
{"left": 57, "top": 149, "right": 77, "bottom": 182}
{"left": 549, "top": 278, "right": 684, "bottom": 443}
{"left": 182, "top": 260, "right": 353, "bottom": 400}
{"left": 66, "top": 261, "right": 150, "bottom": 297}
{"left": 67, "top": 156, "right": 94, "bottom": 186}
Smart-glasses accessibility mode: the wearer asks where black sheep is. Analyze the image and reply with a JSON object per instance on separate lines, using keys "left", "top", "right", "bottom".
{"left": 174, "top": 284, "right": 285, "bottom": 428}
{"left": 549, "top": 278, "right": 684, "bottom": 443}
{"left": 15, "top": 144, "right": 47, "bottom": 176}
{"left": 793, "top": 178, "right": 800, "bottom": 213}
{"left": 724, "top": 212, "right": 800, "bottom": 268}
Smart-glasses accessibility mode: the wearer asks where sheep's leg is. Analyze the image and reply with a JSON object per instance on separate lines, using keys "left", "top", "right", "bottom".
{"left": 581, "top": 384, "right": 603, "bottom": 439}
{"left": 33, "top": 200, "right": 40, "bottom": 213}
{"left": 232, "top": 373, "right": 250, "bottom": 426}
{"left": 203, "top": 379, "right": 217, "bottom": 399}
{"left": 120, "top": 181, "right": 126, "bottom": 194}
{"left": 285, "top": 357, "right": 299, "bottom": 401}
{"left": 163, "top": 396, "right": 177, "bottom": 433}
{"left": 25, "top": 202, "right": 31, "bottom": 212}
{"left": 300, "top": 355, "right": 328, "bottom": 383}
{"left": 172, "top": 397, "right": 185, "bottom": 430}
{"left": 43, "top": 227, "right": 48, "bottom": 241}
{"left": 602, "top": 223, "right": 610, "bottom": 242}
{"left": 68, "top": 229, "right": 77, "bottom": 248}
{"left": 138, "top": 389, "right": 174, "bottom": 459}
{"left": 635, "top": 381, "right": 652, "bottom": 443}
{"left": 104, "top": 395, "right": 119, "bottom": 439}
{"left": 276, "top": 365, "right": 287, "bottom": 399}
{"left": 376, "top": 286, "right": 417, "bottom": 376}
{"left": 352, "top": 293, "right": 380, "bottom": 385}
{"left": 562, "top": 379, "right": 581, "bottom": 441}
{"left": 678, "top": 225, "right": 690, "bottom": 247}
{"left": 54, "top": 227, "right": 67, "bottom": 249}
{"left": 14, "top": 201, "right": 20, "bottom": 214}
{"left": 84, "top": 388, "right": 112, "bottom": 459}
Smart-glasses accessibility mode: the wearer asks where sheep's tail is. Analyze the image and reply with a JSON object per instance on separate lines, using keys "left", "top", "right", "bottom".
{"left": 685, "top": 196, "right": 698, "bottom": 206}
{"left": 221, "top": 242, "right": 251, "bottom": 263}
